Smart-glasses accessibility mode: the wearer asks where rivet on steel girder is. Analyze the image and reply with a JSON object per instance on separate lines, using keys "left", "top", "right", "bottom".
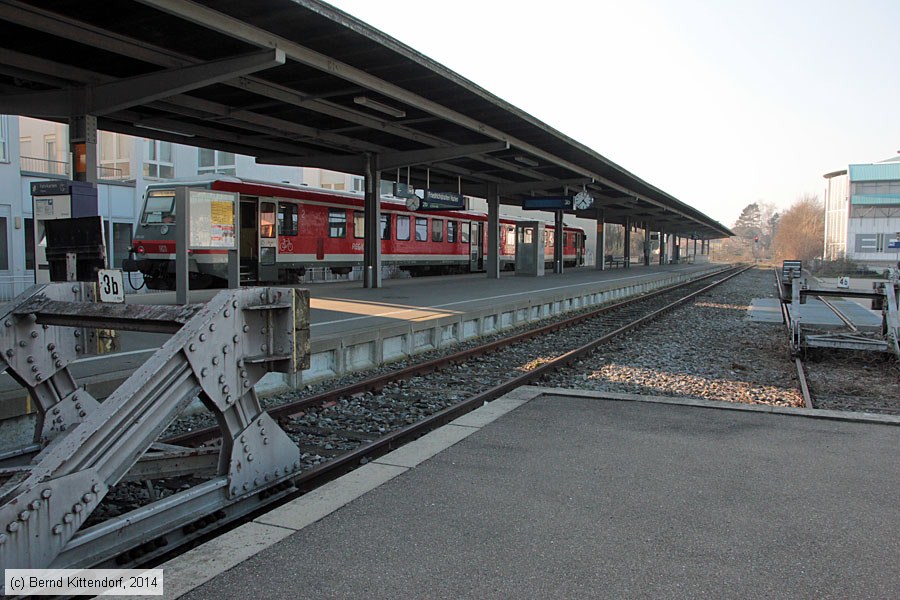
{"left": 29, "top": 500, "right": 41, "bottom": 510}
{"left": 52, "top": 525, "right": 63, "bottom": 535}
{"left": 201, "top": 368, "right": 208, "bottom": 377}
{"left": 199, "top": 334, "right": 207, "bottom": 342}
{"left": 7, "top": 522, "right": 19, "bottom": 533}
{"left": 224, "top": 310, "right": 231, "bottom": 318}
{"left": 18, "top": 510, "right": 30, "bottom": 521}
{"left": 63, "top": 513, "right": 74, "bottom": 523}
{"left": 30, "top": 331, "right": 38, "bottom": 338}
{"left": 41, "top": 489, "right": 52, "bottom": 499}
{"left": 209, "top": 324, "right": 216, "bottom": 332}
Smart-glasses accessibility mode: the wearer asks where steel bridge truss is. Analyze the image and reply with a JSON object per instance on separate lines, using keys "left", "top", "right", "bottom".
{"left": 0, "top": 283, "right": 309, "bottom": 575}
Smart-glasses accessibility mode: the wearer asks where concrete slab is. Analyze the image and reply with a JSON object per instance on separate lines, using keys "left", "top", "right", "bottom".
{"left": 177, "top": 390, "right": 899, "bottom": 600}
{"left": 750, "top": 297, "right": 882, "bottom": 329}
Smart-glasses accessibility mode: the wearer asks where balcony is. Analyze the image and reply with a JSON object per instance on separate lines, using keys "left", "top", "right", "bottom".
{"left": 20, "top": 156, "right": 130, "bottom": 181}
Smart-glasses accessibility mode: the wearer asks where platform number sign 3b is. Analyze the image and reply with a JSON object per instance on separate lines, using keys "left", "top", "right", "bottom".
{"left": 98, "top": 269, "right": 125, "bottom": 303}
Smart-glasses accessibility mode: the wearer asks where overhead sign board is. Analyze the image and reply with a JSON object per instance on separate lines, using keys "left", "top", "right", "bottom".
{"left": 421, "top": 190, "right": 465, "bottom": 210}
{"left": 393, "top": 182, "right": 418, "bottom": 199}
{"left": 522, "top": 196, "right": 574, "bottom": 211}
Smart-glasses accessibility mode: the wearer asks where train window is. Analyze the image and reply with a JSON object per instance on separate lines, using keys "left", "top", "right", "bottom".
{"left": 328, "top": 208, "right": 347, "bottom": 238}
{"left": 564, "top": 232, "right": 569, "bottom": 248}
{"left": 260, "top": 202, "right": 276, "bottom": 238}
{"left": 353, "top": 211, "right": 365, "bottom": 239}
{"left": 278, "top": 203, "right": 298, "bottom": 236}
{"left": 415, "top": 217, "right": 427, "bottom": 241}
{"left": 431, "top": 218, "right": 444, "bottom": 242}
{"left": 448, "top": 221, "right": 457, "bottom": 243}
{"left": 397, "top": 215, "right": 410, "bottom": 240}
{"left": 380, "top": 214, "right": 391, "bottom": 240}
{"left": 505, "top": 226, "right": 515, "bottom": 246}
{"left": 142, "top": 190, "right": 175, "bottom": 224}
{"left": 461, "top": 222, "right": 470, "bottom": 243}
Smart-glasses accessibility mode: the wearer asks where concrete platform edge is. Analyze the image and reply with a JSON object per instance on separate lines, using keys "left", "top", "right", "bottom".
{"left": 155, "top": 386, "right": 536, "bottom": 599}
{"left": 524, "top": 386, "right": 900, "bottom": 425}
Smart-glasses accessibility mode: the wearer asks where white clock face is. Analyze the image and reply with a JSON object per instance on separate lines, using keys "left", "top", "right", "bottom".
{"left": 574, "top": 191, "right": 594, "bottom": 210}
{"left": 406, "top": 196, "right": 420, "bottom": 211}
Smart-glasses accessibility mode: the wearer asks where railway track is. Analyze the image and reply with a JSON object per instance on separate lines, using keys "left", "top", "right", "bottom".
{"left": 66, "top": 264, "right": 749, "bottom": 568}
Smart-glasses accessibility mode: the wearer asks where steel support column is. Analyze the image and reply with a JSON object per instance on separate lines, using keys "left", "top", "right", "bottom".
{"left": 623, "top": 217, "right": 631, "bottom": 269}
{"left": 554, "top": 210, "right": 564, "bottom": 274}
{"left": 363, "top": 153, "right": 382, "bottom": 288}
{"left": 659, "top": 232, "right": 667, "bottom": 265}
{"left": 486, "top": 183, "right": 500, "bottom": 279}
{"left": 69, "top": 115, "right": 97, "bottom": 184}
{"left": 643, "top": 223, "right": 651, "bottom": 266}
{"left": 595, "top": 208, "right": 606, "bottom": 271}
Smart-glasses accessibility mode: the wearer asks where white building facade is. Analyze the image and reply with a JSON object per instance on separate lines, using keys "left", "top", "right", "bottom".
{"left": 823, "top": 156, "right": 900, "bottom": 269}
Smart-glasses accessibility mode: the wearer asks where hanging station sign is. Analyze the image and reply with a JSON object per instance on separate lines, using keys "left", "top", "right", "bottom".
{"left": 396, "top": 183, "right": 466, "bottom": 211}
{"left": 522, "top": 196, "right": 574, "bottom": 211}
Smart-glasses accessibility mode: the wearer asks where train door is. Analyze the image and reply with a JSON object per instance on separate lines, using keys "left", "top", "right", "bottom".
{"left": 575, "top": 232, "right": 585, "bottom": 266}
{"left": 257, "top": 199, "right": 278, "bottom": 281}
{"left": 239, "top": 200, "right": 258, "bottom": 282}
{"left": 470, "top": 221, "right": 484, "bottom": 271}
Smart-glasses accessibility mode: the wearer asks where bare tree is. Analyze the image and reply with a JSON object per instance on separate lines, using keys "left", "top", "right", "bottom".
{"left": 772, "top": 194, "right": 824, "bottom": 262}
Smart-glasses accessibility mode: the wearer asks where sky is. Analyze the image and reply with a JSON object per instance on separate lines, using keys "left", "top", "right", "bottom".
{"left": 325, "top": 0, "right": 900, "bottom": 227}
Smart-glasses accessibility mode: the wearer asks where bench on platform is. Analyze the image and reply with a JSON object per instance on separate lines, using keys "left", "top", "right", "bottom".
{"left": 605, "top": 254, "right": 626, "bottom": 268}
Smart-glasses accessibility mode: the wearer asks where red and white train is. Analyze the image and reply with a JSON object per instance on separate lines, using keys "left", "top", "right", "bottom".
{"left": 128, "top": 177, "right": 586, "bottom": 290}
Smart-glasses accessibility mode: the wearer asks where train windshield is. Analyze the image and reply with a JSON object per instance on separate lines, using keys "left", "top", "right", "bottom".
{"left": 142, "top": 189, "right": 176, "bottom": 224}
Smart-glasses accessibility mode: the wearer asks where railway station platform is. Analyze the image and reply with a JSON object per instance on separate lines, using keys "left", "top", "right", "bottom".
{"left": 1, "top": 262, "right": 723, "bottom": 421}
{"left": 154, "top": 387, "right": 900, "bottom": 600}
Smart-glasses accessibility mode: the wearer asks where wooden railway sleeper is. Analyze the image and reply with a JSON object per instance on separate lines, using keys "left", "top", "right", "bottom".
{"left": 0, "top": 285, "right": 309, "bottom": 574}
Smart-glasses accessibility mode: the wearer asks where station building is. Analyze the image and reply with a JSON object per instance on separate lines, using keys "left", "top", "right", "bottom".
{"left": 823, "top": 154, "right": 900, "bottom": 269}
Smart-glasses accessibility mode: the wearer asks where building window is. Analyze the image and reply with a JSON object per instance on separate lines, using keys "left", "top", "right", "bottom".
{"left": 854, "top": 234, "right": 877, "bottom": 253}
{"left": 352, "top": 177, "right": 365, "bottom": 193}
{"left": 353, "top": 211, "right": 365, "bottom": 239}
{"left": 103, "top": 221, "right": 133, "bottom": 268}
{"left": 328, "top": 208, "right": 346, "bottom": 238}
{"left": 143, "top": 140, "right": 174, "bottom": 179}
{"left": 0, "top": 216, "right": 8, "bottom": 270}
{"left": 24, "top": 218, "right": 34, "bottom": 270}
{"left": 397, "top": 215, "right": 410, "bottom": 241}
{"left": 278, "top": 203, "right": 298, "bottom": 236}
{"left": 431, "top": 218, "right": 444, "bottom": 242}
{"left": 198, "top": 148, "right": 235, "bottom": 176}
{"left": 0, "top": 116, "right": 8, "bottom": 163}
{"left": 99, "top": 131, "right": 132, "bottom": 178}
{"left": 448, "top": 220, "right": 457, "bottom": 243}
{"left": 380, "top": 214, "right": 391, "bottom": 240}
{"left": 19, "top": 136, "right": 32, "bottom": 158}
{"left": 44, "top": 135, "right": 57, "bottom": 162}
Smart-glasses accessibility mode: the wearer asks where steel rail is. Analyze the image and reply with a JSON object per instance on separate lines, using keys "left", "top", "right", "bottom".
{"left": 166, "top": 265, "right": 740, "bottom": 447}
{"left": 794, "top": 358, "right": 814, "bottom": 409}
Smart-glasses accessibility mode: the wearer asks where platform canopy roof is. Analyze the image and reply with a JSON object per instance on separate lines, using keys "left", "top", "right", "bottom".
{"left": 0, "top": 0, "right": 732, "bottom": 239}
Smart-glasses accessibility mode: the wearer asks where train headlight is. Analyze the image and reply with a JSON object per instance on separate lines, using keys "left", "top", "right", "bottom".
{"left": 137, "top": 246, "right": 145, "bottom": 254}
